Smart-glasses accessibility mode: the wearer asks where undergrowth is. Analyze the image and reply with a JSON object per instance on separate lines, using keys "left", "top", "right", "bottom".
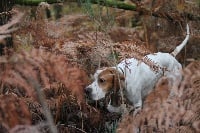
{"left": 0, "top": 1, "right": 200, "bottom": 133}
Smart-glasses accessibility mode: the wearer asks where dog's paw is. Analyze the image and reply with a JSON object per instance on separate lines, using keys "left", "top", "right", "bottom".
{"left": 134, "top": 107, "right": 142, "bottom": 115}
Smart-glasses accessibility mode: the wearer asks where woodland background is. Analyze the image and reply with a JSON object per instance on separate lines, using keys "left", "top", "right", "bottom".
{"left": 0, "top": 0, "right": 200, "bottom": 133}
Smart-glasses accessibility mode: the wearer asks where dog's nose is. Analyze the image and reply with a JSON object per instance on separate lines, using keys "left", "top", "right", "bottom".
{"left": 85, "top": 87, "right": 92, "bottom": 95}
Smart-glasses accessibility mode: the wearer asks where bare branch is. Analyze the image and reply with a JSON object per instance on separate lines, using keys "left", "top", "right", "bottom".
{"left": 0, "top": 11, "right": 24, "bottom": 35}
{"left": 0, "top": 9, "right": 24, "bottom": 43}
{"left": 0, "top": 35, "right": 11, "bottom": 43}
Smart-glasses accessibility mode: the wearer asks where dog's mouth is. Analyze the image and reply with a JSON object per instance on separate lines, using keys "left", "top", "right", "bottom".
{"left": 85, "top": 90, "right": 124, "bottom": 112}
{"left": 85, "top": 91, "right": 115, "bottom": 111}
{"left": 85, "top": 95, "right": 106, "bottom": 110}
{"left": 84, "top": 90, "right": 103, "bottom": 102}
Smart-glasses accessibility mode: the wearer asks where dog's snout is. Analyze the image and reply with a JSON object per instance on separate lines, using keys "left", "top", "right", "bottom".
{"left": 85, "top": 87, "right": 92, "bottom": 95}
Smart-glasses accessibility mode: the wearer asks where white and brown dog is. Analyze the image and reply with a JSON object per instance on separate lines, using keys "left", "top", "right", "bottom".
{"left": 85, "top": 24, "right": 190, "bottom": 114}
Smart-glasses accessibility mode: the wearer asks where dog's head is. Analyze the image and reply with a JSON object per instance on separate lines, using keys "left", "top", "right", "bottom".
{"left": 85, "top": 67, "right": 125, "bottom": 102}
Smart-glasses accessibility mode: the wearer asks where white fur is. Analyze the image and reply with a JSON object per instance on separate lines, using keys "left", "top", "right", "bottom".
{"left": 116, "top": 53, "right": 182, "bottom": 109}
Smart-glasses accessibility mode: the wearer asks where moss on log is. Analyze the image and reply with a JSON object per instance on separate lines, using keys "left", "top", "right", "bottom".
{"left": 89, "top": 0, "right": 136, "bottom": 10}
{"left": 15, "top": 0, "right": 63, "bottom": 6}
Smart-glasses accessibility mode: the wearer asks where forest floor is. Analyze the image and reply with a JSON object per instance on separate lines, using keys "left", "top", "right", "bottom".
{"left": 0, "top": 1, "right": 200, "bottom": 133}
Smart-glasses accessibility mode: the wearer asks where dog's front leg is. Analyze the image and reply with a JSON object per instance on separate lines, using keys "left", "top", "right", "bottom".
{"left": 133, "top": 106, "right": 142, "bottom": 115}
{"left": 131, "top": 93, "right": 142, "bottom": 115}
{"left": 132, "top": 101, "right": 142, "bottom": 115}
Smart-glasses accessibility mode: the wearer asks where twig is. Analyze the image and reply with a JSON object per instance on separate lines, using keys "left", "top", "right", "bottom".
{"left": 0, "top": 10, "right": 12, "bottom": 16}
{"left": 0, "top": 10, "right": 24, "bottom": 43}
{"left": 111, "top": 46, "right": 125, "bottom": 105}
{"left": 0, "top": 35, "right": 11, "bottom": 42}
{"left": 142, "top": 18, "right": 149, "bottom": 48}
{"left": 67, "top": 125, "right": 87, "bottom": 133}
{"left": 0, "top": 11, "right": 23, "bottom": 35}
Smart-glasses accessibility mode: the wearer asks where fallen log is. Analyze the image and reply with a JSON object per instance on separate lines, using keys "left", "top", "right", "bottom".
{"left": 12, "top": 0, "right": 200, "bottom": 21}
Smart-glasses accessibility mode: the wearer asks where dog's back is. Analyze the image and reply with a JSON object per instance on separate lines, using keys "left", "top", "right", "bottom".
{"left": 117, "top": 52, "right": 182, "bottom": 104}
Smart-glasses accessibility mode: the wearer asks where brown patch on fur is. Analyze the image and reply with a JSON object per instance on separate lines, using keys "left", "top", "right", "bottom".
{"left": 98, "top": 68, "right": 125, "bottom": 106}
{"left": 98, "top": 69, "right": 114, "bottom": 92}
{"left": 98, "top": 68, "right": 124, "bottom": 92}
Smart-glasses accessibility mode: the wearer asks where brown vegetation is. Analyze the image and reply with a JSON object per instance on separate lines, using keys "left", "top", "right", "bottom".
{"left": 0, "top": 94, "right": 31, "bottom": 129}
{"left": 0, "top": 47, "right": 106, "bottom": 132}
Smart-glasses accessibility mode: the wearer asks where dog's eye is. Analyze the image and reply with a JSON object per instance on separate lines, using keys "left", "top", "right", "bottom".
{"left": 99, "top": 78, "right": 105, "bottom": 83}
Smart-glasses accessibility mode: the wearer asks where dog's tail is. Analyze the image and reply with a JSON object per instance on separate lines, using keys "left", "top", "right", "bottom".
{"left": 171, "top": 24, "right": 190, "bottom": 57}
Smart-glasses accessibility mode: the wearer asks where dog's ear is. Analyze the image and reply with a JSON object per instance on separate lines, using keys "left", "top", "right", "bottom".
{"left": 107, "top": 68, "right": 125, "bottom": 91}
{"left": 108, "top": 68, "right": 125, "bottom": 107}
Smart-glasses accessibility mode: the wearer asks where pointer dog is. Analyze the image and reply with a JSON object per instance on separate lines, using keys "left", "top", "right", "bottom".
{"left": 85, "top": 24, "right": 190, "bottom": 113}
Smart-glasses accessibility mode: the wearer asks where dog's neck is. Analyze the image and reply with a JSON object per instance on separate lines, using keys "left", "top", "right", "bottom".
{"left": 110, "top": 66, "right": 124, "bottom": 75}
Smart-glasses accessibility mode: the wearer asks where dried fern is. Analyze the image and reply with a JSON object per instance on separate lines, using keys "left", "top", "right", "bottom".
{"left": 0, "top": 48, "right": 113, "bottom": 132}
{"left": 0, "top": 94, "right": 31, "bottom": 129}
